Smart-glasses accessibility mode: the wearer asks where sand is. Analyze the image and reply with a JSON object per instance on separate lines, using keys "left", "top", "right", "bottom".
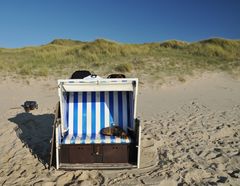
{"left": 0, "top": 73, "right": 240, "bottom": 185}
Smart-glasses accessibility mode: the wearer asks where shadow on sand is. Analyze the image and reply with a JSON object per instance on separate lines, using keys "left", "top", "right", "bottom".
{"left": 9, "top": 112, "right": 54, "bottom": 167}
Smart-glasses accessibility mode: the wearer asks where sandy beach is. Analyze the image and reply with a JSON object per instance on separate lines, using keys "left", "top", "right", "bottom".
{"left": 0, "top": 73, "right": 240, "bottom": 185}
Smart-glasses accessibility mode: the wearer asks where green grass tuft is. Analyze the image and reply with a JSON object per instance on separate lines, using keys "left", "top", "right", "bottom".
{"left": 114, "top": 63, "right": 133, "bottom": 73}
{"left": 160, "top": 40, "right": 189, "bottom": 49}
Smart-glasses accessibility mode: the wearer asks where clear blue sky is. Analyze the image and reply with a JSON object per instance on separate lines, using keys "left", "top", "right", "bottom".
{"left": 0, "top": 0, "right": 240, "bottom": 48}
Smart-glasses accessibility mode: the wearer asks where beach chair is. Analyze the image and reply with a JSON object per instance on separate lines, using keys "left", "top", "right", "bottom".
{"left": 50, "top": 74, "right": 141, "bottom": 169}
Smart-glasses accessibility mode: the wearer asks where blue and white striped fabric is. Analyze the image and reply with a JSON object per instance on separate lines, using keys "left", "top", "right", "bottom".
{"left": 62, "top": 134, "right": 131, "bottom": 144}
{"left": 61, "top": 91, "right": 134, "bottom": 144}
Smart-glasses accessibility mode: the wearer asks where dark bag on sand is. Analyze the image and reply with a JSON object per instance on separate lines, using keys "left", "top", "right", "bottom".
{"left": 70, "top": 70, "right": 91, "bottom": 79}
{"left": 23, "top": 101, "right": 38, "bottom": 112}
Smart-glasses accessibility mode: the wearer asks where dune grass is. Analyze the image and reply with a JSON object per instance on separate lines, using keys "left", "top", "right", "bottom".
{"left": 0, "top": 38, "right": 240, "bottom": 82}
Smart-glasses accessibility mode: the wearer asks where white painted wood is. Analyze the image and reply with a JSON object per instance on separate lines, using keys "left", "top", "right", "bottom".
{"left": 137, "top": 123, "right": 142, "bottom": 169}
{"left": 133, "top": 79, "right": 138, "bottom": 119}
{"left": 56, "top": 126, "right": 59, "bottom": 169}
{"left": 62, "top": 83, "right": 133, "bottom": 92}
{"left": 58, "top": 86, "right": 65, "bottom": 136}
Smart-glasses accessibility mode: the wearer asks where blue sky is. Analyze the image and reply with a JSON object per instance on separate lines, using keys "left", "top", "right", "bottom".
{"left": 0, "top": 0, "right": 239, "bottom": 48}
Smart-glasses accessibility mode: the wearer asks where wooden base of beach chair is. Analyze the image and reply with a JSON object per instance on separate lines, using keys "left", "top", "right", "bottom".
{"left": 59, "top": 163, "right": 137, "bottom": 170}
{"left": 59, "top": 143, "right": 137, "bottom": 168}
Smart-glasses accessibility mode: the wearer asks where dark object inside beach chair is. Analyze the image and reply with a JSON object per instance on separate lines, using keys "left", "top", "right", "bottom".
{"left": 100, "top": 126, "right": 128, "bottom": 138}
{"left": 23, "top": 101, "right": 38, "bottom": 112}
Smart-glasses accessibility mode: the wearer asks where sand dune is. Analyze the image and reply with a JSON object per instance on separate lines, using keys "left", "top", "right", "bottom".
{"left": 0, "top": 73, "right": 240, "bottom": 185}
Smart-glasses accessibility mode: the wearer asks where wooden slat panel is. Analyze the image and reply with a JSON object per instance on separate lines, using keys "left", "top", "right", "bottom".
{"left": 59, "top": 163, "right": 137, "bottom": 170}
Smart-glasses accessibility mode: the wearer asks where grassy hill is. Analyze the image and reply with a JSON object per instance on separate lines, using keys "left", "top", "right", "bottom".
{"left": 0, "top": 38, "right": 239, "bottom": 83}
